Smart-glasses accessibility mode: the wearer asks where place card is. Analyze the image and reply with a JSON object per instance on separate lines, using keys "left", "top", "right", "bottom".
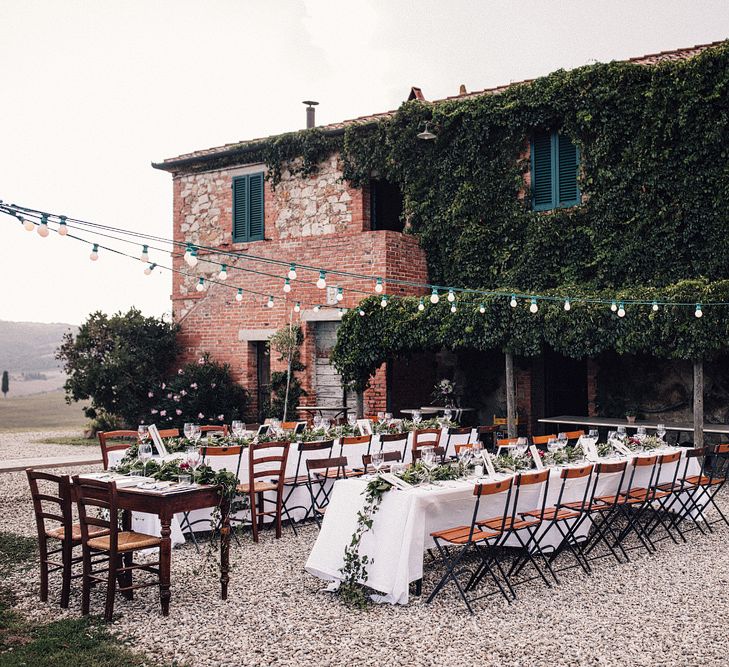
{"left": 379, "top": 472, "right": 412, "bottom": 490}
{"left": 529, "top": 445, "right": 545, "bottom": 470}
{"left": 481, "top": 451, "right": 497, "bottom": 478}
{"left": 256, "top": 424, "right": 270, "bottom": 437}
{"left": 611, "top": 440, "right": 632, "bottom": 456}
{"left": 148, "top": 424, "right": 168, "bottom": 456}
{"left": 356, "top": 419, "right": 373, "bottom": 436}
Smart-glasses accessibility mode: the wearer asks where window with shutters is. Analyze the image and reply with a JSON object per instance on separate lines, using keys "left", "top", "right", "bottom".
{"left": 530, "top": 130, "right": 580, "bottom": 211}
{"left": 232, "top": 172, "right": 265, "bottom": 242}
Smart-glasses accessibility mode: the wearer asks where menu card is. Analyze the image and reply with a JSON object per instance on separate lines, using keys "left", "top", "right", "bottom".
{"left": 379, "top": 472, "right": 412, "bottom": 490}
{"left": 529, "top": 444, "right": 545, "bottom": 470}
{"left": 481, "top": 451, "right": 497, "bottom": 478}
{"left": 148, "top": 424, "right": 168, "bottom": 456}
{"left": 611, "top": 440, "right": 632, "bottom": 456}
{"left": 356, "top": 419, "right": 373, "bottom": 436}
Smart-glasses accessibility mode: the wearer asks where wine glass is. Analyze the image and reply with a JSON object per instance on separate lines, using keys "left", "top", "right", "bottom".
{"left": 443, "top": 409, "right": 453, "bottom": 422}
{"left": 138, "top": 425, "right": 149, "bottom": 445}
{"left": 412, "top": 410, "right": 422, "bottom": 425}
{"left": 321, "top": 418, "right": 330, "bottom": 432}
{"left": 232, "top": 420, "right": 245, "bottom": 439}
{"left": 421, "top": 447, "right": 437, "bottom": 475}
{"left": 588, "top": 429, "right": 599, "bottom": 440}
{"left": 557, "top": 432, "right": 568, "bottom": 448}
{"left": 385, "top": 412, "right": 393, "bottom": 423}
{"left": 371, "top": 451, "right": 385, "bottom": 475}
{"left": 515, "top": 437, "right": 528, "bottom": 457}
{"left": 457, "top": 446, "right": 472, "bottom": 469}
{"left": 183, "top": 422, "right": 194, "bottom": 440}
{"left": 377, "top": 411, "right": 385, "bottom": 423}
{"left": 617, "top": 425, "right": 626, "bottom": 436}
{"left": 313, "top": 415, "right": 322, "bottom": 430}
{"left": 186, "top": 446, "right": 201, "bottom": 471}
{"left": 138, "top": 442, "right": 152, "bottom": 478}
{"left": 656, "top": 424, "right": 667, "bottom": 441}
{"left": 347, "top": 414, "right": 357, "bottom": 429}
{"left": 547, "top": 437, "right": 559, "bottom": 453}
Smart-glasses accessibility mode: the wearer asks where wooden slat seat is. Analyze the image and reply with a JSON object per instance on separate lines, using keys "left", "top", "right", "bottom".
{"left": 87, "top": 530, "right": 161, "bottom": 553}
{"left": 478, "top": 515, "right": 540, "bottom": 531}
{"left": 559, "top": 500, "right": 614, "bottom": 512}
{"left": 45, "top": 524, "right": 108, "bottom": 542}
{"left": 521, "top": 507, "right": 580, "bottom": 520}
{"left": 282, "top": 474, "right": 310, "bottom": 485}
{"left": 237, "top": 480, "right": 278, "bottom": 493}
{"left": 430, "top": 524, "right": 500, "bottom": 545}
{"left": 684, "top": 474, "right": 725, "bottom": 486}
{"left": 594, "top": 493, "right": 643, "bottom": 505}
{"left": 626, "top": 487, "right": 673, "bottom": 501}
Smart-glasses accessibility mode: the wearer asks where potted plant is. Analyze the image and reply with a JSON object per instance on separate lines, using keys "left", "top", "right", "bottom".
{"left": 625, "top": 406, "right": 638, "bottom": 424}
{"left": 432, "top": 379, "right": 456, "bottom": 408}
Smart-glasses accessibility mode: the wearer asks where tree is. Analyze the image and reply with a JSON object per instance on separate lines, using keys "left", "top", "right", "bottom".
{"left": 56, "top": 308, "right": 180, "bottom": 426}
{"left": 1, "top": 371, "right": 8, "bottom": 398}
{"left": 268, "top": 324, "right": 305, "bottom": 421}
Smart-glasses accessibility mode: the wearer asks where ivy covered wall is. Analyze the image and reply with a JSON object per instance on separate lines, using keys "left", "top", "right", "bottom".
{"left": 256, "top": 42, "right": 729, "bottom": 389}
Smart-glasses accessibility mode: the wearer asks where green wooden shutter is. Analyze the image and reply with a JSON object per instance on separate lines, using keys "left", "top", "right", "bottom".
{"left": 531, "top": 131, "right": 554, "bottom": 210}
{"left": 232, "top": 173, "right": 265, "bottom": 242}
{"left": 248, "top": 173, "right": 265, "bottom": 241}
{"left": 232, "top": 176, "right": 249, "bottom": 242}
{"left": 557, "top": 133, "right": 580, "bottom": 206}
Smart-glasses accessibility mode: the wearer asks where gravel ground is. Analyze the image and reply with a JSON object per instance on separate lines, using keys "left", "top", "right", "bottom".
{"left": 2, "top": 431, "right": 728, "bottom": 666}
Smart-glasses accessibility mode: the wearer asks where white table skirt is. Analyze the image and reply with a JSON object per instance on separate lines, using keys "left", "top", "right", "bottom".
{"left": 304, "top": 448, "right": 701, "bottom": 604}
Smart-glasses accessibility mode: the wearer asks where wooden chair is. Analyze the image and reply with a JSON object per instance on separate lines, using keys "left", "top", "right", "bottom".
{"left": 281, "top": 421, "right": 307, "bottom": 434}
{"left": 413, "top": 428, "right": 443, "bottom": 461}
{"left": 158, "top": 428, "right": 180, "bottom": 438}
{"left": 476, "top": 425, "right": 499, "bottom": 451}
{"left": 493, "top": 415, "right": 519, "bottom": 426}
{"left": 564, "top": 430, "right": 585, "bottom": 441}
{"left": 495, "top": 437, "right": 519, "bottom": 456}
{"left": 26, "top": 470, "right": 108, "bottom": 608}
{"left": 445, "top": 427, "right": 472, "bottom": 456}
{"left": 282, "top": 440, "right": 335, "bottom": 531}
{"left": 236, "top": 441, "right": 290, "bottom": 542}
{"left": 454, "top": 443, "right": 474, "bottom": 454}
{"left": 98, "top": 430, "right": 138, "bottom": 470}
{"left": 532, "top": 434, "right": 557, "bottom": 447}
{"left": 305, "top": 456, "right": 348, "bottom": 527}
{"left": 340, "top": 434, "right": 372, "bottom": 457}
{"left": 412, "top": 446, "right": 446, "bottom": 463}
{"left": 362, "top": 450, "right": 402, "bottom": 474}
{"left": 199, "top": 424, "right": 229, "bottom": 436}
{"left": 72, "top": 476, "right": 162, "bottom": 622}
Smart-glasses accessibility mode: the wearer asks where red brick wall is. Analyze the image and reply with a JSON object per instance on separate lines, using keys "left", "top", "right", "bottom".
{"left": 170, "top": 154, "right": 428, "bottom": 417}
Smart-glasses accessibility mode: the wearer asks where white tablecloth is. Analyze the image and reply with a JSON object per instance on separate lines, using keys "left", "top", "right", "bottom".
{"left": 305, "top": 448, "right": 700, "bottom": 604}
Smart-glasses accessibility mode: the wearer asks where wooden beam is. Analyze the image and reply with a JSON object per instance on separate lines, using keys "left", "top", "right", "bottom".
{"left": 505, "top": 351, "right": 517, "bottom": 438}
{"left": 693, "top": 359, "right": 704, "bottom": 448}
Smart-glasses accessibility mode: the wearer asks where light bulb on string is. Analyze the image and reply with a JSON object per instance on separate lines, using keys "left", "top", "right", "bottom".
{"left": 266, "top": 295, "right": 274, "bottom": 308}
{"left": 196, "top": 278, "right": 205, "bottom": 292}
{"left": 479, "top": 303, "right": 486, "bottom": 314}
{"left": 652, "top": 302, "right": 659, "bottom": 312}
{"left": 374, "top": 277, "right": 383, "bottom": 293}
{"left": 283, "top": 278, "right": 291, "bottom": 293}
{"left": 447, "top": 289, "right": 456, "bottom": 303}
{"left": 336, "top": 287, "right": 343, "bottom": 302}
{"left": 338, "top": 308, "right": 345, "bottom": 316}
{"left": 186, "top": 247, "right": 198, "bottom": 267}
{"left": 510, "top": 294, "right": 517, "bottom": 308}
{"left": 450, "top": 304, "right": 457, "bottom": 313}
{"left": 22, "top": 217, "right": 34, "bottom": 232}
{"left": 288, "top": 264, "right": 297, "bottom": 280}
{"left": 140, "top": 245, "right": 149, "bottom": 263}
{"left": 235, "top": 288, "right": 243, "bottom": 302}
{"left": 380, "top": 295, "right": 388, "bottom": 308}
{"left": 314, "top": 305, "right": 321, "bottom": 312}
{"left": 359, "top": 309, "right": 366, "bottom": 316}
{"left": 695, "top": 303, "right": 703, "bottom": 318}
{"left": 37, "top": 215, "right": 49, "bottom": 238}
{"left": 610, "top": 300, "right": 617, "bottom": 312}
{"left": 184, "top": 244, "right": 193, "bottom": 265}
{"left": 144, "top": 262, "right": 156, "bottom": 275}
{"left": 89, "top": 243, "right": 99, "bottom": 261}
{"left": 529, "top": 298, "right": 538, "bottom": 314}
{"left": 564, "top": 298, "right": 571, "bottom": 311}
{"left": 294, "top": 301, "right": 301, "bottom": 313}
{"left": 58, "top": 217, "right": 68, "bottom": 236}
{"left": 219, "top": 264, "right": 228, "bottom": 281}
{"left": 617, "top": 302, "right": 626, "bottom": 318}
{"left": 418, "top": 298, "right": 425, "bottom": 312}
{"left": 316, "top": 271, "right": 327, "bottom": 289}
{"left": 430, "top": 288, "right": 439, "bottom": 304}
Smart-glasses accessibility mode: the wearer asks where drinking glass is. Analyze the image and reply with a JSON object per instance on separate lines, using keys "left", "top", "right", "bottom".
{"left": 371, "top": 451, "right": 385, "bottom": 474}
{"left": 421, "top": 448, "right": 437, "bottom": 472}
{"left": 588, "top": 429, "right": 599, "bottom": 440}
{"left": 138, "top": 442, "right": 152, "bottom": 477}
{"left": 515, "top": 437, "right": 528, "bottom": 457}
{"left": 232, "top": 420, "right": 245, "bottom": 439}
{"left": 138, "top": 425, "right": 149, "bottom": 445}
{"left": 271, "top": 419, "right": 281, "bottom": 434}
{"left": 321, "top": 418, "right": 330, "bottom": 432}
{"left": 183, "top": 422, "right": 194, "bottom": 440}
{"left": 186, "top": 446, "right": 201, "bottom": 471}
{"left": 377, "top": 411, "right": 385, "bottom": 423}
{"left": 557, "top": 432, "right": 568, "bottom": 448}
{"left": 347, "top": 414, "right": 357, "bottom": 428}
{"left": 313, "top": 415, "right": 322, "bottom": 429}
{"left": 637, "top": 426, "right": 647, "bottom": 437}
{"left": 190, "top": 424, "right": 202, "bottom": 445}
{"left": 457, "top": 446, "right": 472, "bottom": 469}
{"left": 547, "top": 438, "right": 559, "bottom": 453}
{"left": 443, "top": 409, "right": 453, "bottom": 422}
{"left": 412, "top": 410, "right": 422, "bottom": 425}
{"left": 656, "top": 424, "right": 667, "bottom": 441}
{"left": 617, "top": 425, "right": 626, "bottom": 435}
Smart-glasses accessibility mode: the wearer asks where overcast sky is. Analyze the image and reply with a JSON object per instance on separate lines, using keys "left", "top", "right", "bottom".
{"left": 1, "top": 0, "right": 726, "bottom": 325}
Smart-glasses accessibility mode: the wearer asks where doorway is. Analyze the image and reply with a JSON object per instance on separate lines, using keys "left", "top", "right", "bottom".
{"left": 544, "top": 350, "right": 587, "bottom": 417}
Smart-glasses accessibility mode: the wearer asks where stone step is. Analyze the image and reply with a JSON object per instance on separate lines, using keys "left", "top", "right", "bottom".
{"left": 0, "top": 454, "right": 102, "bottom": 474}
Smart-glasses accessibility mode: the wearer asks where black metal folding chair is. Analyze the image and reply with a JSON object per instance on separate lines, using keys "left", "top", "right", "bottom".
{"left": 281, "top": 439, "right": 334, "bottom": 532}
{"left": 444, "top": 427, "right": 472, "bottom": 458}
{"left": 379, "top": 432, "right": 410, "bottom": 461}
{"left": 305, "top": 456, "right": 348, "bottom": 527}
{"left": 427, "top": 477, "right": 514, "bottom": 612}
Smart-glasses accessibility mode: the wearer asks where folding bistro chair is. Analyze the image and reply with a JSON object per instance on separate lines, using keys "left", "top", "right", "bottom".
{"left": 362, "top": 450, "right": 402, "bottom": 474}
{"left": 379, "top": 432, "right": 409, "bottom": 461}
{"left": 444, "top": 427, "right": 472, "bottom": 458}
{"left": 531, "top": 434, "right": 557, "bottom": 449}
{"left": 282, "top": 439, "right": 335, "bottom": 532}
{"left": 199, "top": 424, "right": 229, "bottom": 436}
{"left": 305, "top": 456, "right": 348, "bottom": 527}
{"left": 235, "top": 441, "right": 290, "bottom": 542}
{"left": 561, "top": 460, "right": 629, "bottom": 565}
{"left": 495, "top": 437, "right": 519, "bottom": 456}
{"left": 427, "top": 477, "right": 514, "bottom": 612}
{"left": 98, "top": 430, "right": 138, "bottom": 470}
{"left": 73, "top": 476, "right": 162, "bottom": 622}
{"left": 475, "top": 425, "right": 499, "bottom": 452}
{"left": 412, "top": 428, "right": 444, "bottom": 462}
{"left": 564, "top": 430, "right": 585, "bottom": 443}
{"left": 26, "top": 470, "right": 108, "bottom": 608}
{"left": 179, "top": 444, "right": 245, "bottom": 552}
{"left": 339, "top": 434, "right": 373, "bottom": 458}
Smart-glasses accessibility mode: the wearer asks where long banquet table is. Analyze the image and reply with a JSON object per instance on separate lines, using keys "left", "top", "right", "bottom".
{"left": 305, "top": 447, "right": 701, "bottom": 605}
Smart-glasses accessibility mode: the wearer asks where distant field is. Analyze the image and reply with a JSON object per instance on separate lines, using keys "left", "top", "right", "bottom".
{"left": 0, "top": 390, "right": 86, "bottom": 432}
